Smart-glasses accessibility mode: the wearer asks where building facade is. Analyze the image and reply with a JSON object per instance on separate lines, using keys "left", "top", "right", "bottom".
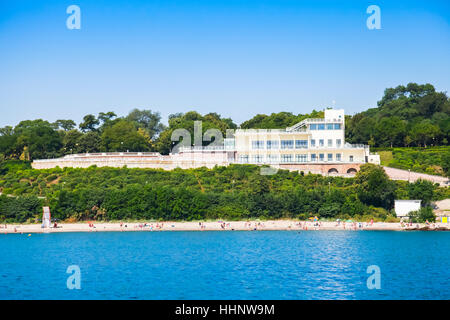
{"left": 394, "top": 200, "right": 422, "bottom": 220}
{"left": 32, "top": 109, "right": 380, "bottom": 175}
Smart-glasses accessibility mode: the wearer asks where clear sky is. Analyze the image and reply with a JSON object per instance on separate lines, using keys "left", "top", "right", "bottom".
{"left": 0, "top": 0, "right": 449, "bottom": 127}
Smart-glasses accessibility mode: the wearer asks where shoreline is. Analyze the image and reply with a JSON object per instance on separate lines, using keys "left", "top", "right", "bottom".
{"left": 1, "top": 220, "right": 449, "bottom": 234}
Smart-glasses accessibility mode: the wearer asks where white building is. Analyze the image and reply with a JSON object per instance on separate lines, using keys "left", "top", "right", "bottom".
{"left": 32, "top": 109, "right": 380, "bottom": 175}
{"left": 394, "top": 200, "right": 422, "bottom": 219}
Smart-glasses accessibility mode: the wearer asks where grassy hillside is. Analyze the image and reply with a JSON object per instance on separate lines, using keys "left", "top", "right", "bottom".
{"left": 0, "top": 161, "right": 448, "bottom": 223}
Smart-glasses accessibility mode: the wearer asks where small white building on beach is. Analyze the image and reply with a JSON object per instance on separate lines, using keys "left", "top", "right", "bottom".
{"left": 394, "top": 200, "right": 422, "bottom": 219}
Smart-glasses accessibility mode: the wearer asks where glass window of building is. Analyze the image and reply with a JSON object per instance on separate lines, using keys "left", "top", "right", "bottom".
{"left": 295, "top": 140, "right": 308, "bottom": 149}
{"left": 281, "top": 154, "right": 293, "bottom": 163}
{"left": 336, "top": 153, "right": 341, "bottom": 161}
{"left": 319, "top": 139, "right": 324, "bottom": 147}
{"left": 295, "top": 154, "right": 307, "bottom": 162}
{"left": 327, "top": 123, "right": 333, "bottom": 130}
{"left": 319, "top": 153, "right": 324, "bottom": 161}
{"left": 239, "top": 155, "right": 249, "bottom": 163}
{"left": 336, "top": 139, "right": 341, "bottom": 148}
{"left": 349, "top": 155, "right": 354, "bottom": 162}
{"left": 311, "top": 154, "right": 317, "bottom": 161}
{"left": 267, "top": 154, "right": 279, "bottom": 163}
{"left": 266, "top": 140, "right": 279, "bottom": 149}
{"left": 318, "top": 124, "right": 325, "bottom": 130}
{"left": 328, "top": 139, "right": 332, "bottom": 147}
{"left": 327, "top": 153, "right": 333, "bottom": 161}
{"left": 310, "top": 124, "right": 317, "bottom": 130}
{"left": 252, "top": 140, "right": 264, "bottom": 150}
{"left": 252, "top": 155, "right": 263, "bottom": 163}
{"left": 334, "top": 123, "right": 341, "bottom": 130}
{"left": 281, "top": 140, "right": 294, "bottom": 149}
{"left": 310, "top": 139, "right": 316, "bottom": 147}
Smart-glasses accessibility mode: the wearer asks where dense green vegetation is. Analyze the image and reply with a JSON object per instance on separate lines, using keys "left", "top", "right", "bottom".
{"left": 0, "top": 162, "right": 447, "bottom": 223}
{"left": 346, "top": 83, "right": 449, "bottom": 148}
{"left": 377, "top": 146, "right": 450, "bottom": 176}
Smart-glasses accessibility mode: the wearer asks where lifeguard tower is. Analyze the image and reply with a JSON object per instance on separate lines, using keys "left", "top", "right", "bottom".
{"left": 42, "top": 206, "right": 51, "bottom": 228}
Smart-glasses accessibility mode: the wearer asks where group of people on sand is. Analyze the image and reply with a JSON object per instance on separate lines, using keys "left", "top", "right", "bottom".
{"left": 295, "top": 221, "right": 321, "bottom": 230}
{"left": 243, "top": 221, "right": 265, "bottom": 230}
{"left": 198, "top": 222, "right": 206, "bottom": 230}
{"left": 128, "top": 222, "right": 164, "bottom": 231}
{"left": 400, "top": 220, "right": 441, "bottom": 230}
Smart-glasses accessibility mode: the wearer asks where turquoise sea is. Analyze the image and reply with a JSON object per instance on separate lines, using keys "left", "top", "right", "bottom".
{"left": 0, "top": 231, "right": 449, "bottom": 299}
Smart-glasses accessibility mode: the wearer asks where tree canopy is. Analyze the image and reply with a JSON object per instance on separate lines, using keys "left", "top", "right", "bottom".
{"left": 346, "top": 83, "right": 449, "bottom": 147}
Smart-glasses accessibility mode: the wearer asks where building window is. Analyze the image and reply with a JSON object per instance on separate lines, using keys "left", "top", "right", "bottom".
{"left": 349, "top": 155, "right": 354, "bottom": 162}
{"left": 310, "top": 124, "right": 317, "bottom": 130}
{"left": 336, "top": 153, "right": 341, "bottom": 161}
{"left": 328, "top": 139, "right": 332, "bottom": 147}
{"left": 319, "top": 153, "right": 324, "bottom": 161}
{"left": 252, "top": 140, "right": 264, "bottom": 150}
{"left": 334, "top": 123, "right": 341, "bottom": 130}
{"left": 296, "top": 154, "right": 307, "bottom": 162}
{"left": 239, "top": 155, "right": 249, "bottom": 163}
{"left": 281, "top": 154, "right": 293, "bottom": 163}
{"left": 328, "top": 153, "right": 333, "bottom": 161}
{"left": 252, "top": 155, "right": 263, "bottom": 163}
{"left": 319, "top": 139, "right": 324, "bottom": 147}
{"left": 318, "top": 124, "right": 325, "bottom": 130}
{"left": 310, "top": 139, "right": 316, "bottom": 147}
{"left": 327, "top": 123, "right": 333, "bottom": 130}
{"left": 281, "top": 140, "right": 294, "bottom": 149}
{"left": 311, "top": 154, "right": 317, "bottom": 162}
{"left": 266, "top": 140, "right": 279, "bottom": 150}
{"left": 295, "top": 140, "right": 308, "bottom": 149}
{"left": 336, "top": 139, "right": 341, "bottom": 148}
{"left": 267, "top": 154, "right": 279, "bottom": 163}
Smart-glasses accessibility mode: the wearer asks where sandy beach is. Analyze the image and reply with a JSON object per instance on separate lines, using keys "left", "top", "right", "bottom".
{"left": 0, "top": 220, "right": 448, "bottom": 234}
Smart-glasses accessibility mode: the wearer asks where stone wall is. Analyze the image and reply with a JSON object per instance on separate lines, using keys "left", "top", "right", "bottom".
{"left": 279, "top": 163, "right": 362, "bottom": 175}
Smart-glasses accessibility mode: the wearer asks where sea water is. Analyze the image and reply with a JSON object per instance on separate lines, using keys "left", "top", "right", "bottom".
{"left": 0, "top": 231, "right": 449, "bottom": 299}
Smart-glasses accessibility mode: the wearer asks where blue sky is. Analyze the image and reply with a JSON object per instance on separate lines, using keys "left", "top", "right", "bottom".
{"left": 0, "top": 0, "right": 449, "bottom": 127}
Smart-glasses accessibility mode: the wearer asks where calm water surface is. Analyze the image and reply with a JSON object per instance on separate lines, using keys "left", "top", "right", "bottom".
{"left": 0, "top": 231, "right": 449, "bottom": 299}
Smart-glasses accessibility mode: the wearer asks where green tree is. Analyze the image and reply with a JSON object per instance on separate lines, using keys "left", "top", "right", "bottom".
{"left": 407, "top": 179, "right": 434, "bottom": 206}
{"left": 14, "top": 120, "right": 62, "bottom": 159}
{"left": 408, "top": 206, "right": 436, "bottom": 223}
{"left": 355, "top": 164, "right": 396, "bottom": 209}
{"left": 101, "top": 120, "right": 151, "bottom": 152}
{"left": 79, "top": 114, "right": 100, "bottom": 132}
{"left": 126, "top": 109, "right": 165, "bottom": 140}
{"left": 78, "top": 131, "right": 101, "bottom": 153}
{"left": 62, "top": 130, "right": 83, "bottom": 154}
{"left": 54, "top": 119, "right": 76, "bottom": 131}
{"left": 411, "top": 120, "right": 441, "bottom": 147}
